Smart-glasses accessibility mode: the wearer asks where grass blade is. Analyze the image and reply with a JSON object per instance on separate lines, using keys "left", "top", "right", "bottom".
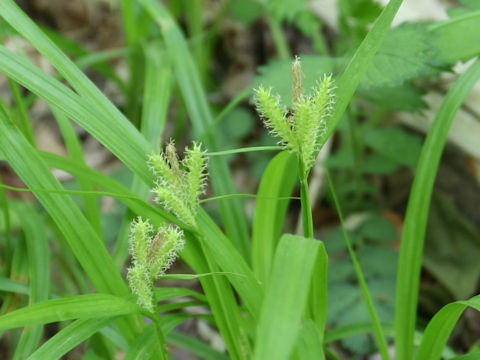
{"left": 416, "top": 295, "right": 480, "bottom": 360}
{"left": 0, "top": 294, "right": 140, "bottom": 330}
{"left": 0, "top": 45, "right": 152, "bottom": 184}
{"left": 253, "top": 234, "right": 322, "bottom": 360}
{"left": 395, "top": 59, "right": 480, "bottom": 360}
{"left": 52, "top": 107, "right": 103, "bottom": 237}
{"left": 167, "top": 332, "right": 229, "bottom": 360}
{"left": 327, "top": 171, "right": 391, "bottom": 360}
{"left": 0, "top": 107, "right": 128, "bottom": 296}
{"left": 27, "top": 317, "right": 116, "bottom": 360}
{"left": 0, "top": 0, "right": 147, "bottom": 149}
{"left": 12, "top": 203, "right": 50, "bottom": 359}
{"left": 139, "top": 0, "right": 251, "bottom": 260}
{"left": 326, "top": 0, "right": 403, "bottom": 141}
{"left": 252, "top": 151, "right": 298, "bottom": 284}
{"left": 197, "top": 209, "right": 263, "bottom": 319}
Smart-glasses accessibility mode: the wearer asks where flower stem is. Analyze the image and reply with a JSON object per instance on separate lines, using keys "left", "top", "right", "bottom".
{"left": 153, "top": 315, "right": 170, "bottom": 360}
{"left": 299, "top": 158, "right": 314, "bottom": 238}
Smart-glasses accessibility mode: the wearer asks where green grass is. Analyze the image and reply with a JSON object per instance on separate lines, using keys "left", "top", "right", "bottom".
{"left": 0, "top": 0, "right": 480, "bottom": 359}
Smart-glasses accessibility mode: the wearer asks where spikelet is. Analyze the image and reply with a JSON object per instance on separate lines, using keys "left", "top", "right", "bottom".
{"left": 127, "top": 264, "right": 154, "bottom": 312}
{"left": 127, "top": 219, "right": 186, "bottom": 312}
{"left": 129, "top": 217, "right": 152, "bottom": 265}
{"left": 153, "top": 185, "right": 197, "bottom": 227}
{"left": 149, "top": 141, "right": 208, "bottom": 228}
{"left": 148, "top": 225, "right": 185, "bottom": 278}
{"left": 254, "top": 86, "right": 293, "bottom": 150}
{"left": 183, "top": 142, "right": 208, "bottom": 210}
{"left": 148, "top": 152, "right": 178, "bottom": 188}
{"left": 253, "top": 56, "right": 335, "bottom": 177}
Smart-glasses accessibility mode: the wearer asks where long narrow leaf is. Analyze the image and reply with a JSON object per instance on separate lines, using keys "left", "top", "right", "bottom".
{"left": 395, "top": 59, "right": 480, "bottom": 360}
{"left": 416, "top": 295, "right": 480, "bottom": 360}
{"left": 252, "top": 151, "right": 298, "bottom": 284}
{"left": 326, "top": 0, "right": 403, "bottom": 140}
{"left": 0, "top": 294, "right": 140, "bottom": 330}
{"left": 0, "top": 45, "right": 152, "bottom": 184}
{"left": 139, "top": 0, "right": 251, "bottom": 259}
{"left": 0, "top": 108, "right": 127, "bottom": 296}
{"left": 253, "top": 234, "right": 322, "bottom": 360}
{"left": 12, "top": 203, "right": 50, "bottom": 359}
{"left": 27, "top": 317, "right": 116, "bottom": 360}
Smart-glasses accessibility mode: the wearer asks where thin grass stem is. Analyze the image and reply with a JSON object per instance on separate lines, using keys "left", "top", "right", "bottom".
{"left": 326, "top": 169, "right": 391, "bottom": 360}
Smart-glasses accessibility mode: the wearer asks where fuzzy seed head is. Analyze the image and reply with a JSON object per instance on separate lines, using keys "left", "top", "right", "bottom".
{"left": 183, "top": 142, "right": 208, "bottom": 210}
{"left": 129, "top": 217, "right": 153, "bottom": 266}
{"left": 153, "top": 185, "right": 197, "bottom": 227}
{"left": 148, "top": 225, "right": 185, "bottom": 278}
{"left": 165, "top": 140, "right": 182, "bottom": 178}
{"left": 292, "top": 56, "right": 305, "bottom": 103}
{"left": 148, "top": 153, "right": 178, "bottom": 188}
{"left": 254, "top": 86, "right": 293, "bottom": 150}
{"left": 127, "top": 264, "right": 154, "bottom": 312}
{"left": 254, "top": 56, "right": 335, "bottom": 177}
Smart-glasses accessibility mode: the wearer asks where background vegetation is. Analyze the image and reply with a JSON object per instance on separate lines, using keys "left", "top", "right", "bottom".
{"left": 0, "top": 0, "right": 480, "bottom": 359}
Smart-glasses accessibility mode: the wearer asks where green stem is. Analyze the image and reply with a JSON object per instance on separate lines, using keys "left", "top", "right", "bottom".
{"left": 267, "top": 16, "right": 290, "bottom": 60}
{"left": 153, "top": 315, "right": 170, "bottom": 360}
{"left": 299, "top": 159, "right": 314, "bottom": 239}
{"left": 326, "top": 170, "right": 391, "bottom": 360}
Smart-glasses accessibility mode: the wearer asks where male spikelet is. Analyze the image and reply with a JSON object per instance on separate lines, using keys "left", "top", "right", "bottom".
{"left": 148, "top": 140, "right": 208, "bottom": 227}
{"left": 254, "top": 56, "right": 335, "bottom": 177}
{"left": 127, "top": 217, "right": 185, "bottom": 311}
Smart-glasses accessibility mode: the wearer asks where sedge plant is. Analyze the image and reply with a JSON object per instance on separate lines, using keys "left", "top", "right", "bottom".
{"left": 1, "top": 0, "right": 480, "bottom": 359}
{"left": 254, "top": 56, "right": 334, "bottom": 239}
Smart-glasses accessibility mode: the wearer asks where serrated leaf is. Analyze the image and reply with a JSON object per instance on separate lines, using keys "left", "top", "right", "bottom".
{"left": 358, "top": 215, "right": 397, "bottom": 243}
{"left": 362, "top": 127, "right": 423, "bottom": 167}
{"left": 362, "top": 24, "right": 432, "bottom": 88}
{"left": 429, "top": 10, "right": 480, "bottom": 65}
{"left": 360, "top": 83, "right": 427, "bottom": 112}
{"left": 423, "top": 193, "right": 480, "bottom": 300}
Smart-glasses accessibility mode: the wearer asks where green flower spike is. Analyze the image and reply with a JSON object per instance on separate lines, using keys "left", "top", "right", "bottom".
{"left": 254, "top": 56, "right": 335, "bottom": 177}
{"left": 127, "top": 217, "right": 185, "bottom": 311}
{"left": 148, "top": 140, "right": 208, "bottom": 227}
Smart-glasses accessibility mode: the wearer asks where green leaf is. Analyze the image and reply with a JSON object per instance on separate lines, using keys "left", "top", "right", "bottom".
{"left": 395, "top": 58, "right": 480, "bottom": 360}
{"left": 326, "top": 0, "right": 404, "bottom": 142}
{"left": 423, "top": 193, "right": 480, "bottom": 300}
{"left": 27, "top": 317, "right": 116, "bottom": 360}
{"left": 0, "top": 277, "right": 29, "bottom": 295}
{"left": 197, "top": 209, "right": 263, "bottom": 319}
{"left": 429, "top": 10, "right": 480, "bottom": 65}
{"left": 0, "top": 0, "right": 153, "bottom": 183}
{"left": 253, "top": 234, "right": 323, "bottom": 360}
{"left": 360, "top": 83, "right": 427, "bottom": 112}
{"left": 416, "top": 295, "right": 480, "bottom": 360}
{"left": 291, "top": 320, "right": 324, "bottom": 360}
{"left": 361, "top": 153, "right": 400, "bottom": 174}
{"left": 12, "top": 203, "right": 50, "bottom": 359}
{"left": 448, "top": 353, "right": 480, "bottom": 360}
{"left": 252, "top": 151, "right": 298, "bottom": 284}
{"left": 139, "top": 0, "right": 251, "bottom": 260}
{"left": 361, "top": 24, "right": 432, "bottom": 88}
{"left": 154, "top": 287, "right": 206, "bottom": 303}
{"left": 167, "top": 332, "right": 229, "bottom": 360}
{"left": 0, "top": 294, "right": 140, "bottom": 330}
{"left": 358, "top": 215, "right": 397, "bottom": 243}
{"left": 0, "top": 108, "right": 128, "bottom": 297}
{"left": 266, "top": 0, "right": 309, "bottom": 22}
{"left": 229, "top": 0, "right": 263, "bottom": 25}
{"left": 363, "top": 127, "right": 423, "bottom": 167}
